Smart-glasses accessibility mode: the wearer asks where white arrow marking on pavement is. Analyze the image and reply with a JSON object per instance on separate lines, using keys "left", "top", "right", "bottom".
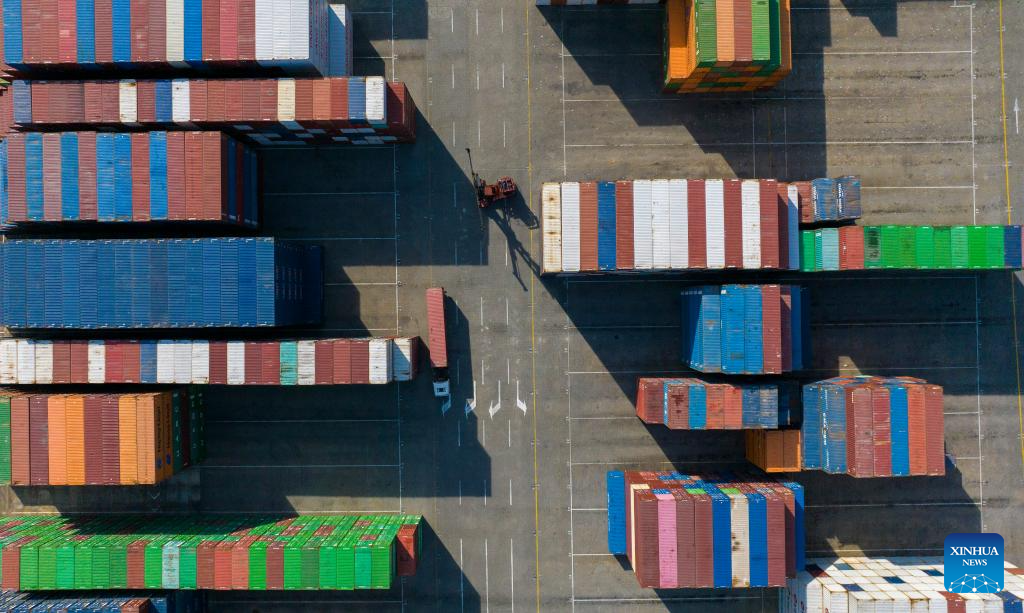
{"left": 465, "top": 380, "right": 477, "bottom": 416}
{"left": 1015, "top": 98, "right": 1020, "bottom": 135}
{"left": 516, "top": 380, "right": 527, "bottom": 415}
{"left": 441, "top": 396, "right": 452, "bottom": 416}
{"left": 489, "top": 380, "right": 501, "bottom": 419}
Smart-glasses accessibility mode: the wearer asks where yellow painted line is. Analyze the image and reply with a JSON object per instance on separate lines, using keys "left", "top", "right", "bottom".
{"left": 523, "top": 1, "right": 542, "bottom": 611}
{"left": 997, "top": 0, "right": 1024, "bottom": 475}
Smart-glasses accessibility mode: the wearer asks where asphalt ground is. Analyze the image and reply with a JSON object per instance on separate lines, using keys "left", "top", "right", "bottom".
{"left": 3, "top": 1, "right": 1024, "bottom": 612}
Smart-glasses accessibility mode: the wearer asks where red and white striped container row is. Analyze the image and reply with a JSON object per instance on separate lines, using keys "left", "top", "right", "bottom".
{"left": 0, "top": 338, "right": 419, "bottom": 385}
{"left": 11, "top": 78, "right": 416, "bottom": 145}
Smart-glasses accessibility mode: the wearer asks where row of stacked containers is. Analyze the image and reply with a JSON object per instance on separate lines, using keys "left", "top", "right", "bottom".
{"left": 635, "top": 377, "right": 798, "bottom": 429}
{"left": 0, "top": 591, "right": 206, "bottom": 612}
{"left": 8, "top": 77, "right": 417, "bottom": 144}
{"left": 2, "top": 0, "right": 344, "bottom": 75}
{"left": 744, "top": 429, "right": 802, "bottom": 472}
{"left": 541, "top": 179, "right": 801, "bottom": 274}
{"left": 606, "top": 470, "right": 805, "bottom": 589}
{"left": 1, "top": 131, "right": 259, "bottom": 226}
{"left": 0, "top": 389, "right": 205, "bottom": 486}
{"left": 0, "top": 338, "right": 419, "bottom": 385}
{"left": 801, "top": 376, "right": 945, "bottom": 478}
{"left": 0, "top": 238, "right": 323, "bottom": 328}
{"left": 680, "top": 285, "right": 810, "bottom": 374}
{"left": 801, "top": 225, "right": 1023, "bottom": 271}
{"left": 782, "top": 557, "right": 1024, "bottom": 612}
{"left": 0, "top": 514, "right": 422, "bottom": 590}
{"left": 795, "top": 177, "right": 861, "bottom": 223}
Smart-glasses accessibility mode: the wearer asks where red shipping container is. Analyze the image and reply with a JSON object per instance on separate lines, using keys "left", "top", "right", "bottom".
{"left": 314, "top": 340, "right": 334, "bottom": 384}
{"left": 225, "top": 80, "right": 243, "bottom": 122}
{"left": 259, "top": 79, "right": 278, "bottom": 123}
{"left": 214, "top": 539, "right": 234, "bottom": 589}
{"left": 202, "top": 0, "right": 220, "bottom": 61}
{"left": 63, "top": 82, "right": 85, "bottom": 123}
{"left": 10, "top": 397, "right": 30, "bottom": 485}
{"left": 761, "top": 285, "right": 782, "bottom": 374}
{"left": 734, "top": 0, "right": 752, "bottom": 63}
{"left": 52, "top": 343, "right": 71, "bottom": 384}
{"left": 189, "top": 80, "right": 209, "bottom": 123}
{"left": 100, "top": 394, "right": 120, "bottom": 484}
{"left": 687, "top": 180, "right": 707, "bottom": 268}
{"left": 203, "top": 133, "right": 222, "bottom": 220}
{"left": 242, "top": 80, "right": 261, "bottom": 123}
{"left": 706, "top": 384, "right": 725, "bottom": 429}
{"left": 329, "top": 78, "right": 348, "bottom": 127}
{"left": 294, "top": 78, "right": 314, "bottom": 126}
{"left": 197, "top": 540, "right": 217, "bottom": 589}
{"left": 40, "top": 0, "right": 58, "bottom": 63}
{"left": 231, "top": 536, "right": 254, "bottom": 589}
{"left": 724, "top": 385, "right": 743, "bottom": 429}
{"left": 763, "top": 489, "right": 786, "bottom": 586}
{"left": 847, "top": 386, "right": 874, "bottom": 477}
{"left": 83, "top": 395, "right": 103, "bottom": 484}
{"left": 7, "top": 135, "right": 26, "bottom": 222}
{"left": 723, "top": 179, "right": 743, "bottom": 268}
{"left": 667, "top": 383, "right": 689, "bottom": 429}
{"left": 57, "top": 0, "right": 77, "bottom": 63}
{"left": 237, "top": 0, "right": 255, "bottom": 60}
{"left": 220, "top": 0, "right": 238, "bottom": 61}
{"left": 1, "top": 537, "right": 32, "bottom": 589}
{"left": 840, "top": 226, "right": 865, "bottom": 270}
{"left": 633, "top": 490, "right": 659, "bottom": 588}
{"left": 759, "top": 179, "right": 780, "bottom": 268}
{"left": 131, "top": 133, "right": 152, "bottom": 221}
{"left": 578, "top": 181, "right": 599, "bottom": 272}
{"left": 260, "top": 341, "right": 280, "bottom": 384}
{"left": 615, "top": 180, "right": 634, "bottom": 269}
{"left": 264, "top": 540, "right": 285, "bottom": 589}
{"left": 42, "top": 133, "right": 62, "bottom": 220}
{"left": 84, "top": 82, "right": 104, "bottom": 124}
{"left": 244, "top": 342, "right": 261, "bottom": 385}
{"left": 635, "top": 378, "right": 664, "bottom": 424}
{"left": 31, "top": 81, "right": 50, "bottom": 124}
{"left": 209, "top": 342, "right": 228, "bottom": 384}
{"left": 312, "top": 79, "right": 332, "bottom": 127}
{"left": 136, "top": 81, "right": 157, "bottom": 123}
{"left": 28, "top": 395, "right": 49, "bottom": 485}
{"left": 924, "top": 385, "right": 945, "bottom": 475}
{"left": 69, "top": 341, "right": 89, "bottom": 382}
{"left": 350, "top": 341, "right": 370, "bottom": 384}
{"left": 148, "top": 0, "right": 167, "bottom": 63}
{"left": 692, "top": 491, "right": 713, "bottom": 587}
{"left": 906, "top": 384, "right": 927, "bottom": 475}
{"left": 105, "top": 341, "right": 124, "bottom": 382}
{"left": 122, "top": 342, "right": 141, "bottom": 382}
{"left": 165, "top": 132, "right": 186, "bottom": 220}
{"left": 779, "top": 286, "right": 792, "bottom": 372}
{"left": 426, "top": 288, "right": 448, "bottom": 368}
{"left": 101, "top": 81, "right": 120, "bottom": 123}
{"left": 206, "top": 79, "right": 226, "bottom": 123}
{"left": 672, "top": 491, "right": 694, "bottom": 587}
{"left": 76, "top": 132, "right": 98, "bottom": 220}
{"left": 127, "top": 540, "right": 148, "bottom": 588}
{"left": 940, "top": 592, "right": 967, "bottom": 613}
{"left": 184, "top": 132, "right": 204, "bottom": 219}
{"left": 794, "top": 181, "right": 813, "bottom": 223}
{"left": 130, "top": 0, "right": 148, "bottom": 63}
{"left": 871, "top": 386, "right": 893, "bottom": 477}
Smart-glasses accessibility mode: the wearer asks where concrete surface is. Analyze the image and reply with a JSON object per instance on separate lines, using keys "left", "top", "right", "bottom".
{"left": 4, "top": 0, "right": 1024, "bottom": 611}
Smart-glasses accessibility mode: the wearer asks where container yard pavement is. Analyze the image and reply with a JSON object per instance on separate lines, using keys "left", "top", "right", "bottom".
{"left": 4, "top": 0, "right": 1024, "bottom": 612}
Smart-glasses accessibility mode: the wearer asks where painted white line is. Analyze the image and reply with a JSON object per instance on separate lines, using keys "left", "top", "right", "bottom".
{"left": 484, "top": 539, "right": 490, "bottom": 613}
{"left": 572, "top": 508, "right": 607, "bottom": 512}
{"left": 566, "top": 140, "right": 973, "bottom": 148}
{"left": 862, "top": 185, "right": 974, "bottom": 189}
{"left": 570, "top": 553, "right": 613, "bottom": 557}
{"left": 560, "top": 13, "right": 568, "bottom": 178}
{"left": 324, "top": 282, "right": 399, "bottom": 287}
{"left": 478, "top": 119, "right": 482, "bottom": 146}
{"left": 451, "top": 63, "right": 455, "bottom": 89}
{"left": 570, "top": 416, "right": 635, "bottom": 421}
{"left": 970, "top": 4, "right": 977, "bottom": 222}
{"left": 500, "top": 7, "right": 504, "bottom": 33}
{"left": 450, "top": 6, "right": 454, "bottom": 33}
{"left": 457, "top": 420, "right": 461, "bottom": 447}
{"left": 560, "top": 52, "right": 660, "bottom": 58}
{"left": 476, "top": 65, "right": 480, "bottom": 91}
{"left": 263, "top": 191, "right": 395, "bottom": 196}
{"left": 480, "top": 297, "right": 485, "bottom": 329}
{"left": 567, "top": 332, "right": 577, "bottom": 611}
{"left": 488, "top": 380, "right": 502, "bottom": 419}
{"left": 459, "top": 480, "right": 462, "bottom": 506}
{"left": 288, "top": 237, "right": 395, "bottom": 241}
{"left": 502, "top": 63, "right": 506, "bottom": 88}
{"left": 459, "top": 538, "right": 464, "bottom": 613}
{"left": 508, "top": 419, "right": 512, "bottom": 448}
{"left": 475, "top": 8, "right": 479, "bottom": 36}
{"left": 481, "top": 359, "right": 486, "bottom": 386}
{"left": 208, "top": 419, "right": 398, "bottom": 424}
{"left": 202, "top": 464, "right": 399, "bottom": 469}
{"left": 503, "top": 120, "right": 507, "bottom": 147}
{"left": 509, "top": 478, "right": 513, "bottom": 506}
{"left": 510, "top": 538, "right": 515, "bottom": 613}
{"left": 574, "top": 596, "right": 761, "bottom": 603}
{"left": 806, "top": 501, "right": 981, "bottom": 509}
{"left": 796, "top": 50, "right": 972, "bottom": 55}
{"left": 506, "top": 300, "right": 510, "bottom": 325}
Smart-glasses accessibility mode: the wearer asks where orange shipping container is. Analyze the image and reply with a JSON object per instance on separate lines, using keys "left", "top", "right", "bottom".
{"left": 119, "top": 394, "right": 138, "bottom": 485}
{"left": 65, "top": 395, "right": 86, "bottom": 485}
{"left": 47, "top": 396, "right": 68, "bottom": 486}
{"left": 137, "top": 394, "right": 156, "bottom": 485}
{"left": 716, "top": 0, "right": 735, "bottom": 64}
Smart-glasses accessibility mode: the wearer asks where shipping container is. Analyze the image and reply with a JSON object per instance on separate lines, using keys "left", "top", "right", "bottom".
{"left": 781, "top": 556, "right": 1024, "bottom": 613}
{"left": 0, "top": 238, "right": 322, "bottom": 329}
{"left": 745, "top": 429, "right": 802, "bottom": 472}
{"left": 608, "top": 470, "right": 804, "bottom": 589}
{"left": 636, "top": 377, "right": 797, "bottom": 429}
{"left": 0, "top": 514, "right": 422, "bottom": 590}
{"left": 541, "top": 180, "right": 800, "bottom": 274}
{"left": 2, "top": 131, "right": 258, "bottom": 227}
{"left": 8, "top": 78, "right": 416, "bottom": 145}
{"left": 0, "top": 591, "right": 207, "bottom": 612}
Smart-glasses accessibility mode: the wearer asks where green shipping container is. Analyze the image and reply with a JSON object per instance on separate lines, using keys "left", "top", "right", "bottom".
{"left": 56, "top": 540, "right": 76, "bottom": 589}
{"left": 864, "top": 227, "right": 882, "bottom": 268}
{"left": 74, "top": 541, "right": 93, "bottom": 589}
{"left": 178, "top": 536, "right": 200, "bottom": 589}
{"left": 880, "top": 226, "right": 901, "bottom": 268}
{"left": 751, "top": 0, "right": 771, "bottom": 61}
{"left": 933, "top": 227, "right": 953, "bottom": 268}
{"left": 0, "top": 397, "right": 10, "bottom": 484}
{"left": 898, "top": 226, "right": 917, "bottom": 268}
{"left": 38, "top": 538, "right": 59, "bottom": 590}
{"left": 801, "top": 231, "right": 816, "bottom": 271}
{"left": 280, "top": 342, "right": 298, "bottom": 385}
{"left": 951, "top": 226, "right": 970, "bottom": 268}
{"left": 915, "top": 227, "right": 935, "bottom": 269}
{"left": 967, "top": 226, "right": 988, "bottom": 268}
{"left": 694, "top": 0, "right": 718, "bottom": 67}
{"left": 985, "top": 225, "right": 1005, "bottom": 268}
{"left": 249, "top": 540, "right": 268, "bottom": 590}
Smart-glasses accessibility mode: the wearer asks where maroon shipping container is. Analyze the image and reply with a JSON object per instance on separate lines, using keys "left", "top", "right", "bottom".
{"left": 123, "top": 342, "right": 141, "bottom": 382}
{"left": 207, "top": 79, "right": 226, "bottom": 123}
{"left": 149, "top": 0, "right": 166, "bottom": 63}
{"left": 78, "top": 132, "right": 98, "bottom": 220}
{"left": 760, "top": 179, "right": 780, "bottom": 268}
{"left": 232, "top": 536, "right": 254, "bottom": 589}
{"left": 706, "top": 385, "right": 725, "bottom": 429}
{"left": 871, "top": 386, "right": 892, "bottom": 477}
{"left": 1, "top": 537, "right": 32, "bottom": 589}
{"left": 219, "top": 0, "right": 238, "bottom": 62}
{"left": 687, "top": 180, "right": 707, "bottom": 268}
{"left": 166, "top": 132, "right": 186, "bottom": 220}
{"left": 100, "top": 394, "right": 120, "bottom": 484}
{"left": 84, "top": 82, "right": 103, "bottom": 124}
{"left": 237, "top": 0, "right": 255, "bottom": 60}
{"left": 259, "top": 80, "right": 278, "bottom": 122}
{"left": 314, "top": 340, "right": 334, "bottom": 384}
{"left": 761, "top": 285, "right": 782, "bottom": 374}
{"left": 794, "top": 181, "right": 813, "bottom": 223}
{"left": 924, "top": 385, "right": 945, "bottom": 475}
{"left": 127, "top": 540, "right": 148, "bottom": 588}
{"left": 83, "top": 395, "right": 104, "bottom": 484}
{"left": 723, "top": 179, "right": 743, "bottom": 268}
{"left": 906, "top": 384, "right": 927, "bottom": 475}
{"left": 673, "top": 490, "right": 694, "bottom": 587}
{"left": 426, "top": 288, "right": 448, "bottom": 369}
{"left": 763, "top": 488, "right": 786, "bottom": 587}
{"left": 28, "top": 395, "right": 49, "bottom": 486}
{"left": 225, "top": 81, "right": 243, "bottom": 122}
{"left": 724, "top": 385, "right": 743, "bottom": 429}
{"left": 10, "top": 397, "right": 30, "bottom": 485}
{"left": 241, "top": 80, "right": 261, "bottom": 123}
{"left": 847, "top": 386, "right": 874, "bottom": 477}
{"left": 578, "top": 181, "right": 599, "bottom": 272}
{"left": 312, "top": 79, "right": 332, "bottom": 128}
{"left": 396, "top": 524, "right": 419, "bottom": 576}
{"left": 350, "top": 341, "right": 370, "bottom": 384}
{"left": 105, "top": 341, "right": 123, "bottom": 383}
{"left": 63, "top": 82, "right": 84, "bottom": 127}
{"left": 734, "top": 0, "right": 752, "bottom": 63}
{"left": 184, "top": 132, "right": 203, "bottom": 219}
{"left": 101, "top": 81, "right": 119, "bottom": 123}
{"left": 137, "top": 81, "right": 156, "bottom": 123}
{"left": 197, "top": 540, "right": 217, "bottom": 589}
{"left": 633, "top": 490, "right": 659, "bottom": 588}
{"left": 209, "top": 342, "right": 228, "bottom": 384}
{"left": 31, "top": 79, "right": 50, "bottom": 124}
{"left": 202, "top": 132, "right": 222, "bottom": 220}
{"left": 779, "top": 286, "right": 792, "bottom": 373}
{"left": 294, "top": 78, "right": 314, "bottom": 126}
{"left": 7, "top": 135, "right": 25, "bottom": 222}
{"left": 202, "top": 0, "right": 220, "bottom": 62}
{"left": 69, "top": 341, "right": 89, "bottom": 382}
{"left": 265, "top": 540, "right": 285, "bottom": 590}
{"left": 42, "top": 132, "right": 61, "bottom": 221}
{"left": 58, "top": 0, "right": 77, "bottom": 63}
{"left": 634, "top": 378, "right": 664, "bottom": 424}
{"left": 52, "top": 343, "right": 72, "bottom": 384}
{"left": 189, "top": 80, "right": 208, "bottom": 123}
{"left": 260, "top": 341, "right": 280, "bottom": 384}
{"left": 667, "top": 383, "right": 688, "bottom": 429}
{"left": 242, "top": 342, "right": 260, "bottom": 385}
{"left": 940, "top": 592, "right": 967, "bottom": 613}
{"left": 692, "top": 491, "right": 713, "bottom": 587}
{"left": 614, "top": 180, "right": 634, "bottom": 269}
{"left": 131, "top": 133, "right": 152, "bottom": 221}
{"left": 329, "top": 340, "right": 349, "bottom": 385}
{"left": 840, "top": 226, "right": 865, "bottom": 270}
{"left": 130, "top": 0, "right": 149, "bottom": 63}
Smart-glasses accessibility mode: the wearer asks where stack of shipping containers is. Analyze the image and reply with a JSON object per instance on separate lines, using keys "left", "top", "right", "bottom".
{"left": 0, "top": 592, "right": 207, "bottom": 612}
{"left": 606, "top": 470, "right": 805, "bottom": 589}
{"left": 635, "top": 377, "right": 798, "bottom": 430}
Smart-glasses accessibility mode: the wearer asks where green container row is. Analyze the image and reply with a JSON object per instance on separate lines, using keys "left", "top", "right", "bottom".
{"left": 800, "top": 225, "right": 1023, "bottom": 271}
{"left": 0, "top": 514, "right": 422, "bottom": 592}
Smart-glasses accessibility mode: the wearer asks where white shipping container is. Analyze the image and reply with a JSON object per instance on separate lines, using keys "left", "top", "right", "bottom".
{"left": 119, "top": 80, "right": 138, "bottom": 124}
{"left": 166, "top": 0, "right": 185, "bottom": 64}
{"left": 291, "top": 0, "right": 311, "bottom": 61}
{"left": 369, "top": 339, "right": 392, "bottom": 384}
{"left": 787, "top": 184, "right": 800, "bottom": 270}
{"left": 16, "top": 340, "right": 35, "bottom": 384}
{"left": 161, "top": 542, "right": 182, "bottom": 589}
{"left": 668, "top": 179, "right": 688, "bottom": 269}
{"left": 705, "top": 180, "right": 725, "bottom": 269}
{"left": 633, "top": 180, "right": 654, "bottom": 269}
{"left": 157, "top": 341, "right": 175, "bottom": 383}
{"left": 255, "top": 0, "right": 275, "bottom": 60}
{"left": 650, "top": 180, "right": 671, "bottom": 269}
{"left": 171, "top": 79, "right": 191, "bottom": 124}
{"left": 173, "top": 340, "right": 192, "bottom": 384}
{"left": 273, "top": 0, "right": 292, "bottom": 60}
{"left": 33, "top": 341, "right": 53, "bottom": 385}
{"left": 297, "top": 340, "right": 316, "bottom": 385}
{"left": 392, "top": 338, "right": 415, "bottom": 382}
{"left": 87, "top": 340, "right": 105, "bottom": 384}
{"left": 191, "top": 341, "right": 210, "bottom": 384}
{"left": 227, "top": 342, "right": 246, "bottom": 385}
{"left": 365, "top": 76, "right": 386, "bottom": 126}
{"left": 0, "top": 340, "right": 17, "bottom": 384}
{"left": 822, "top": 584, "right": 848, "bottom": 613}
{"left": 730, "top": 493, "right": 750, "bottom": 588}
{"left": 542, "top": 183, "right": 563, "bottom": 273}
{"left": 561, "top": 182, "right": 581, "bottom": 272}
{"left": 278, "top": 79, "right": 296, "bottom": 121}
{"left": 741, "top": 180, "right": 762, "bottom": 269}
